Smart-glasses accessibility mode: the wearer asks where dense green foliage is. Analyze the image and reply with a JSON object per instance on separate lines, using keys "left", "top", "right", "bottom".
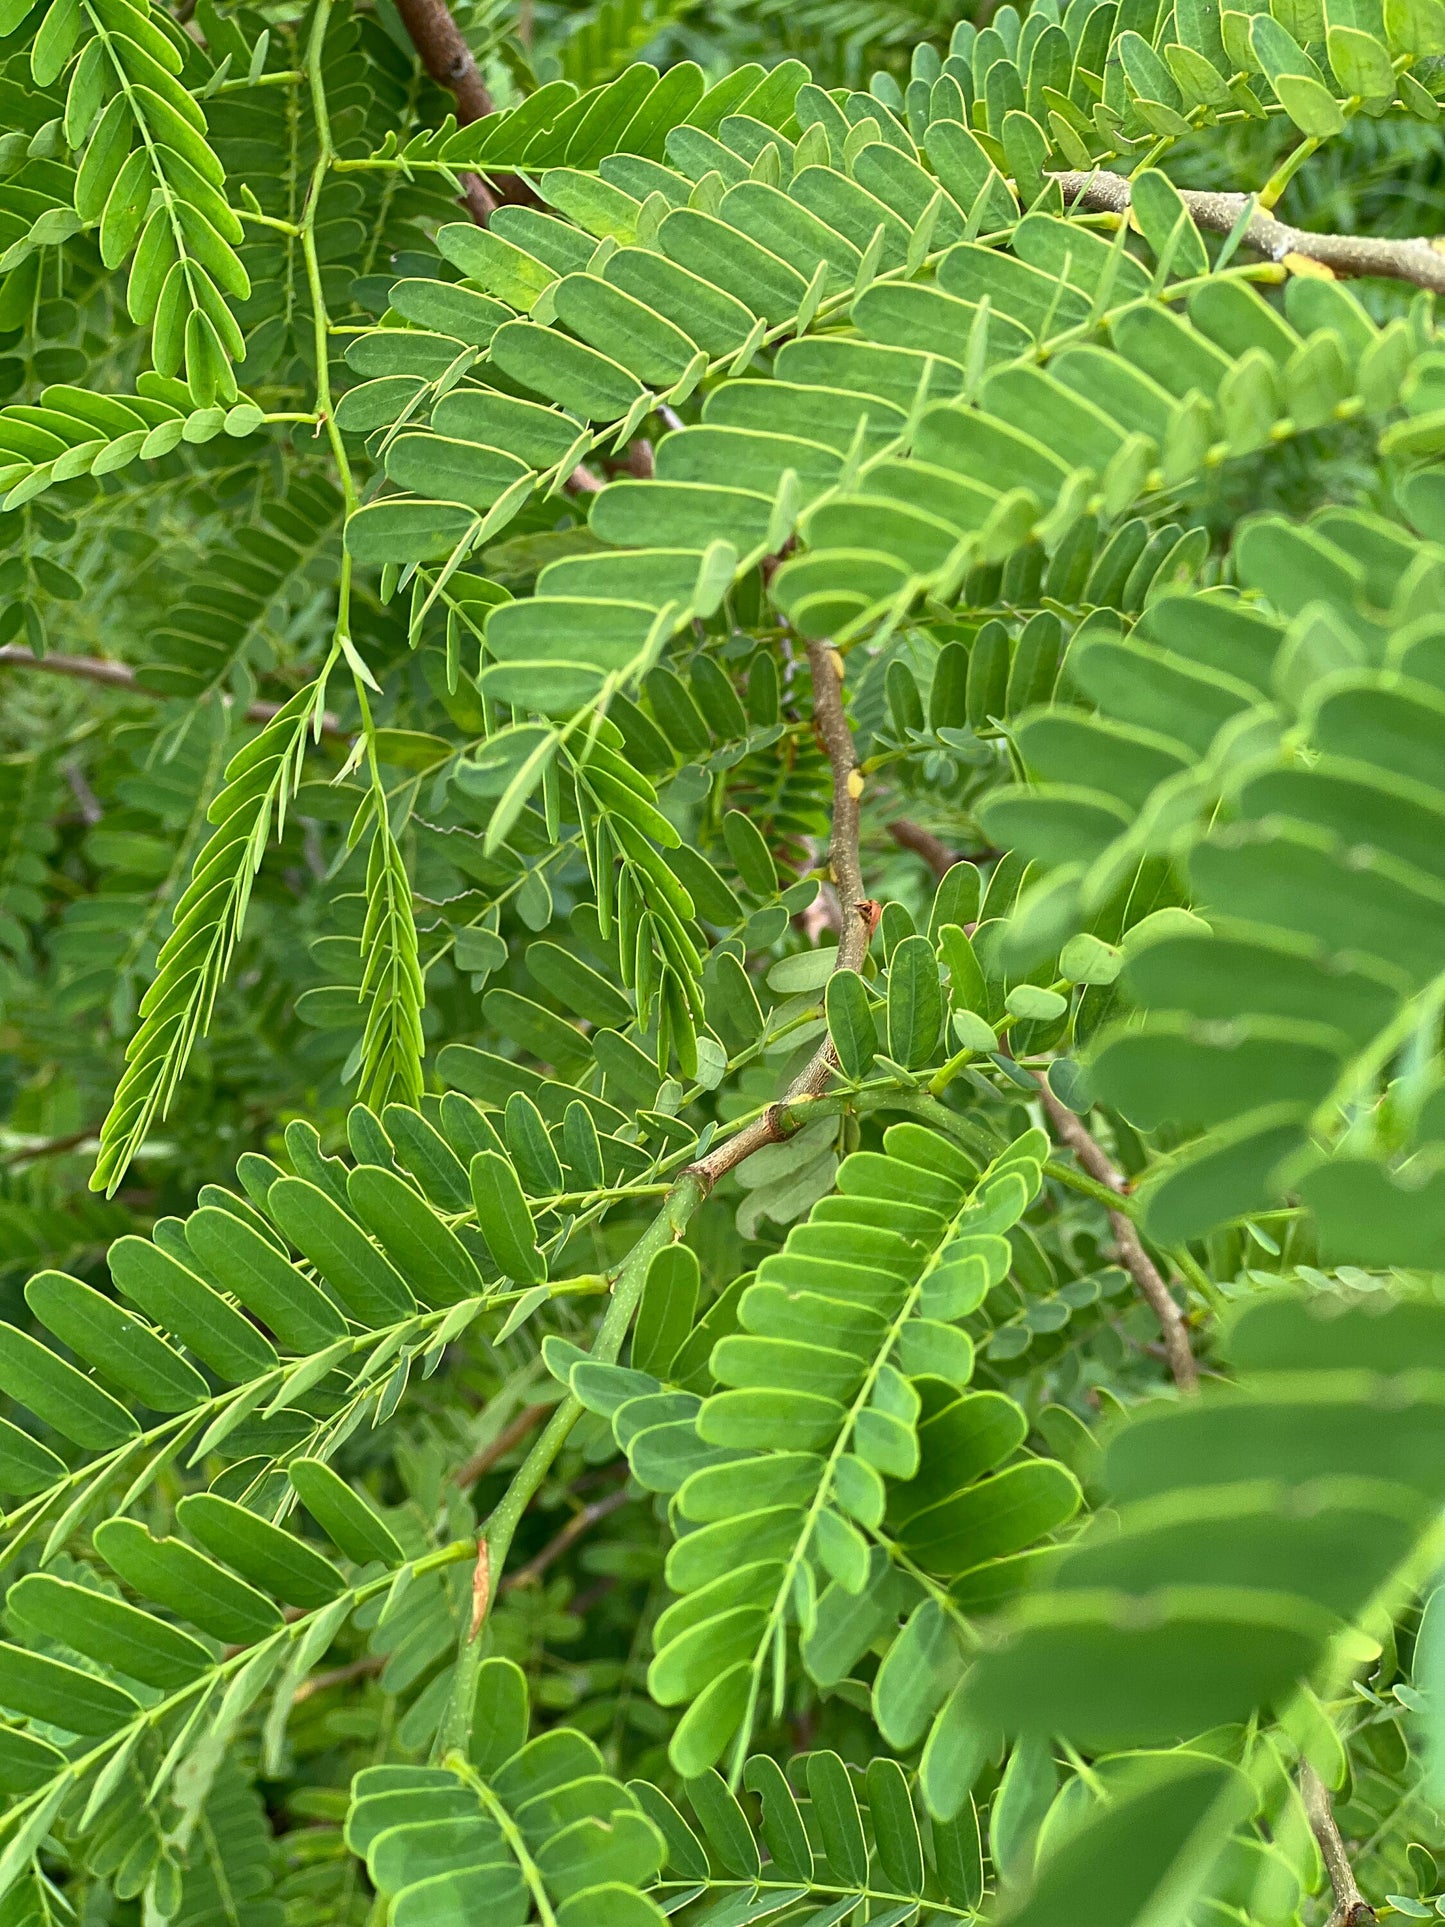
{"left": 4, "top": 0, "right": 1445, "bottom": 1918}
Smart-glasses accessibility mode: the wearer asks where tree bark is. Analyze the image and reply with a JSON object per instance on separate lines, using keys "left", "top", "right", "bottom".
{"left": 1054, "top": 169, "right": 1445, "bottom": 293}
{"left": 389, "top": 0, "right": 535, "bottom": 219}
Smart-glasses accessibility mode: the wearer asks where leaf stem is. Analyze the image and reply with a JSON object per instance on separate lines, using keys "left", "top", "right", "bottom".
{"left": 1054, "top": 166, "right": 1445, "bottom": 290}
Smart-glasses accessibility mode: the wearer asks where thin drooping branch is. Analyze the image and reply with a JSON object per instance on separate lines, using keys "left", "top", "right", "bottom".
{"left": 1055, "top": 169, "right": 1445, "bottom": 294}
{"left": 687, "top": 643, "right": 877, "bottom": 1191}
{"left": 1, "top": 1126, "right": 100, "bottom": 1166}
{"left": 1036, "top": 1078, "right": 1199, "bottom": 1392}
{"left": 0, "top": 646, "right": 347, "bottom": 736}
{"left": 435, "top": 1179, "right": 704, "bottom": 1757}
{"left": 887, "top": 819, "right": 1002, "bottom": 881}
{"left": 3, "top": 646, "right": 146, "bottom": 695}
{"left": 501, "top": 1484, "right": 629, "bottom": 1591}
{"left": 1301, "top": 1763, "right": 1377, "bottom": 1927}
{"left": 292, "top": 1653, "right": 384, "bottom": 1703}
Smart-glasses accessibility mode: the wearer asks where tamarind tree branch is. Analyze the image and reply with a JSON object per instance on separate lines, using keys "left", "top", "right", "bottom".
{"left": 1300, "top": 1762, "right": 1377, "bottom": 1927}
{"left": 686, "top": 642, "right": 878, "bottom": 1191}
{"left": 0, "top": 645, "right": 347, "bottom": 736}
{"left": 390, "top": 0, "right": 493, "bottom": 120}
{"left": 888, "top": 819, "right": 958, "bottom": 880}
{"left": 1036, "top": 1077, "right": 1199, "bottom": 1392}
{"left": 1054, "top": 169, "right": 1445, "bottom": 293}
{"left": 887, "top": 818, "right": 1002, "bottom": 881}
{"left": 453, "top": 1402, "right": 551, "bottom": 1489}
{"left": 501, "top": 1484, "right": 630, "bottom": 1591}
{"left": 388, "top": 0, "right": 535, "bottom": 219}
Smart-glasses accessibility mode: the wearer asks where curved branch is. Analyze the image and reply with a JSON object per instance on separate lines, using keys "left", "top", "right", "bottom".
{"left": 1054, "top": 169, "right": 1445, "bottom": 293}
{"left": 390, "top": 0, "right": 493, "bottom": 121}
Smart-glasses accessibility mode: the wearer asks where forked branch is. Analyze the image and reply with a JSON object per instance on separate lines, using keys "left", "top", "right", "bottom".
{"left": 1036, "top": 1079, "right": 1198, "bottom": 1391}
{"left": 1055, "top": 169, "right": 1445, "bottom": 293}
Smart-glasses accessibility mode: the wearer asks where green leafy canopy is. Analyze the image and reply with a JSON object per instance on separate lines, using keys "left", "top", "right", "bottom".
{"left": 4, "top": 0, "right": 1445, "bottom": 1918}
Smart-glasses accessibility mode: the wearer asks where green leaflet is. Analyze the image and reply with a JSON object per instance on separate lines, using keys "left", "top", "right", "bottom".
{"left": 963, "top": 1318, "right": 1445, "bottom": 1766}
{"left": 0, "top": 1642, "right": 138, "bottom": 1735}
{"left": 93, "top": 1518, "right": 284, "bottom": 1645}
{"left": 7, "top": 1573, "right": 212, "bottom": 1688}
{"left": 469, "top": 1150, "right": 546, "bottom": 1284}
{"left": 349, "top": 1663, "right": 666, "bottom": 1923}
{"left": 108, "top": 1234, "right": 281, "bottom": 1382}
{"left": 289, "top": 1458, "right": 404, "bottom": 1566}
{"left": 177, "top": 1494, "right": 345, "bottom": 1610}
{"left": 586, "top": 1127, "right": 1070, "bottom": 1776}
{"left": 0, "top": 1322, "right": 139, "bottom": 1449}
{"left": 347, "top": 1164, "right": 489, "bottom": 1307}
{"left": 265, "top": 1177, "right": 417, "bottom": 1325}
{"left": 24, "top": 1270, "right": 208, "bottom": 1412}
{"left": 184, "top": 1204, "right": 347, "bottom": 1354}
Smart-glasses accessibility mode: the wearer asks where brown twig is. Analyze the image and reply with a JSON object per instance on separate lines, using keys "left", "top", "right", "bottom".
{"left": 0, "top": 646, "right": 347, "bottom": 736}
{"left": 1300, "top": 1763, "right": 1377, "bottom": 1927}
{"left": 391, "top": 0, "right": 493, "bottom": 119}
{"left": 1054, "top": 169, "right": 1445, "bottom": 293}
{"left": 467, "top": 1539, "right": 491, "bottom": 1639}
{"left": 292, "top": 1654, "right": 383, "bottom": 1703}
{"left": 454, "top": 1402, "right": 552, "bottom": 1489}
{"left": 389, "top": 0, "right": 535, "bottom": 219}
{"left": 1036, "top": 1079, "right": 1198, "bottom": 1392}
{"left": 888, "top": 819, "right": 958, "bottom": 880}
{"left": 887, "top": 821, "right": 1003, "bottom": 881}
{"left": 501, "top": 1485, "right": 629, "bottom": 1591}
{"left": 1, "top": 1126, "right": 100, "bottom": 1166}
{"left": 687, "top": 642, "right": 877, "bottom": 1192}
